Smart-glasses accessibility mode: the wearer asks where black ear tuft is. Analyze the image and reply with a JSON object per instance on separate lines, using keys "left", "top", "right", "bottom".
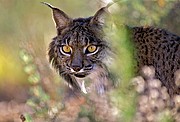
{"left": 90, "top": 4, "right": 111, "bottom": 27}
{"left": 42, "top": 2, "right": 72, "bottom": 33}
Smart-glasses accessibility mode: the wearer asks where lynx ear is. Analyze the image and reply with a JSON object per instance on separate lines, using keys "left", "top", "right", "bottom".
{"left": 42, "top": 2, "right": 72, "bottom": 33}
{"left": 90, "top": 5, "right": 110, "bottom": 27}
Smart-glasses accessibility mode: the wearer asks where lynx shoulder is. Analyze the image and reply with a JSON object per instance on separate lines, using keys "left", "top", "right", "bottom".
{"left": 130, "top": 26, "right": 180, "bottom": 95}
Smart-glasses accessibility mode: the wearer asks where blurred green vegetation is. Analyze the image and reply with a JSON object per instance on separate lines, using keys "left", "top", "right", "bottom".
{"left": 0, "top": 0, "right": 179, "bottom": 121}
{"left": 109, "top": 1, "right": 177, "bottom": 121}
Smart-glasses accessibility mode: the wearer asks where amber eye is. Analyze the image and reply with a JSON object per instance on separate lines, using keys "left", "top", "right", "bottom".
{"left": 85, "top": 45, "right": 98, "bottom": 56}
{"left": 63, "top": 45, "right": 71, "bottom": 53}
{"left": 60, "top": 45, "right": 72, "bottom": 56}
{"left": 87, "top": 45, "right": 97, "bottom": 53}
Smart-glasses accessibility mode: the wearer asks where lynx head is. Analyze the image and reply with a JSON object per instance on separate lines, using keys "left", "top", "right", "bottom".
{"left": 44, "top": 2, "right": 111, "bottom": 91}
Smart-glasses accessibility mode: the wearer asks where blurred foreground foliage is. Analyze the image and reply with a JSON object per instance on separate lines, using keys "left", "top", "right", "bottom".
{"left": 0, "top": 0, "right": 179, "bottom": 122}
{"left": 108, "top": 0, "right": 177, "bottom": 121}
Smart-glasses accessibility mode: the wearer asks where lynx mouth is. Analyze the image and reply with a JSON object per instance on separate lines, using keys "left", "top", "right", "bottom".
{"left": 74, "top": 73, "right": 89, "bottom": 78}
{"left": 74, "top": 74, "right": 86, "bottom": 78}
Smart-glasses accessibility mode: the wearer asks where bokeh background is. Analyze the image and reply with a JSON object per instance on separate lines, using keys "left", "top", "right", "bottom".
{"left": 0, "top": 0, "right": 179, "bottom": 121}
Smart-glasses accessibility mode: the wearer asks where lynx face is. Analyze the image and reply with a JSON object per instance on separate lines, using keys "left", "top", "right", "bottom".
{"left": 53, "top": 20, "right": 107, "bottom": 78}
{"left": 45, "top": 3, "right": 111, "bottom": 91}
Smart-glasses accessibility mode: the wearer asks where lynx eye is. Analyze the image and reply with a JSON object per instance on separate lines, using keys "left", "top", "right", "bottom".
{"left": 85, "top": 45, "right": 99, "bottom": 56}
{"left": 60, "top": 45, "right": 72, "bottom": 56}
{"left": 87, "top": 45, "right": 96, "bottom": 52}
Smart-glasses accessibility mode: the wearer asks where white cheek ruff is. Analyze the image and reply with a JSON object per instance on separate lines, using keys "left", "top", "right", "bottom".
{"left": 81, "top": 80, "right": 87, "bottom": 94}
{"left": 76, "top": 80, "right": 87, "bottom": 94}
{"left": 60, "top": 47, "right": 71, "bottom": 56}
{"left": 87, "top": 47, "right": 99, "bottom": 56}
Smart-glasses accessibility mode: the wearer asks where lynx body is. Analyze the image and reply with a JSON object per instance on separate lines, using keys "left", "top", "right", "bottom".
{"left": 44, "top": 3, "right": 180, "bottom": 95}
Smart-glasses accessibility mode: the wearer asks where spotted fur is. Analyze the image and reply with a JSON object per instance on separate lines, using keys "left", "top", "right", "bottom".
{"left": 131, "top": 26, "right": 180, "bottom": 95}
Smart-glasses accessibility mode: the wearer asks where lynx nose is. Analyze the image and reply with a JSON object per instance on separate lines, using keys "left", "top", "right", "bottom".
{"left": 71, "top": 50, "right": 83, "bottom": 72}
{"left": 71, "top": 65, "right": 82, "bottom": 72}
